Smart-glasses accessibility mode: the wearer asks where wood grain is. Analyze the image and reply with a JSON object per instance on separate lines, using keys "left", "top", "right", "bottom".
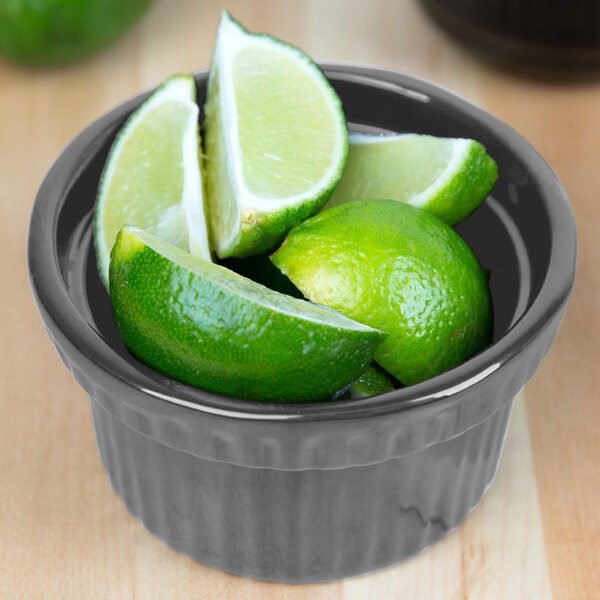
{"left": 1, "top": 0, "right": 598, "bottom": 598}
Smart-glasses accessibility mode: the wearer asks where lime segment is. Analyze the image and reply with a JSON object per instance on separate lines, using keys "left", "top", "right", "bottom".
{"left": 347, "top": 363, "right": 396, "bottom": 399}
{"left": 323, "top": 133, "right": 498, "bottom": 225}
{"left": 95, "top": 73, "right": 210, "bottom": 286}
{"left": 203, "top": 12, "right": 348, "bottom": 258}
{"left": 109, "top": 225, "right": 386, "bottom": 403}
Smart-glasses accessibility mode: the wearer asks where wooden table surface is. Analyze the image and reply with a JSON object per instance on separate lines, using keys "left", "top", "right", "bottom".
{"left": 1, "top": 1, "right": 598, "bottom": 598}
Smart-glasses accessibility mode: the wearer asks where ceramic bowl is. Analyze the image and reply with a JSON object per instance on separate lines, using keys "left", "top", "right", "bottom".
{"left": 27, "top": 64, "right": 576, "bottom": 583}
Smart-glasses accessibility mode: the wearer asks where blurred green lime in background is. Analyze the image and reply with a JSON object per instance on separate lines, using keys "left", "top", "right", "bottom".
{"left": 0, "top": 0, "right": 153, "bottom": 66}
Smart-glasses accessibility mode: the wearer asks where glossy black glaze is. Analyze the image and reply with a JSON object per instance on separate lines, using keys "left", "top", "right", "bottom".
{"left": 27, "top": 65, "right": 576, "bottom": 582}
{"left": 420, "top": 0, "right": 600, "bottom": 76}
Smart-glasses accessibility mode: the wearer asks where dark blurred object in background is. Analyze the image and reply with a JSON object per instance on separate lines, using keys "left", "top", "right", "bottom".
{"left": 420, "top": 0, "right": 600, "bottom": 76}
{"left": 0, "top": 0, "right": 153, "bottom": 67}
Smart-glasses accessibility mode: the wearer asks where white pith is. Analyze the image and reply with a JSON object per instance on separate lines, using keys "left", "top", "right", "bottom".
{"left": 348, "top": 133, "right": 472, "bottom": 209}
{"left": 182, "top": 112, "right": 211, "bottom": 261}
{"left": 212, "top": 14, "right": 347, "bottom": 253}
{"left": 96, "top": 75, "right": 211, "bottom": 283}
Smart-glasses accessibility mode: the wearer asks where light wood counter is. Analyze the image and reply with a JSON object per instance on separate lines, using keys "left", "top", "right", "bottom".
{"left": 1, "top": 1, "right": 598, "bottom": 597}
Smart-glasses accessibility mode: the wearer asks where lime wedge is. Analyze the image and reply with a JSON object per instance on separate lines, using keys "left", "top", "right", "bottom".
{"left": 109, "top": 225, "right": 386, "bottom": 403}
{"left": 203, "top": 12, "right": 348, "bottom": 258}
{"left": 348, "top": 363, "right": 396, "bottom": 399}
{"left": 323, "top": 133, "right": 498, "bottom": 225}
{"left": 95, "top": 73, "right": 210, "bottom": 287}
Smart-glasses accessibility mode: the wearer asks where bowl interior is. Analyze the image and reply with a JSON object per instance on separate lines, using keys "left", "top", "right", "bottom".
{"left": 54, "top": 67, "right": 550, "bottom": 396}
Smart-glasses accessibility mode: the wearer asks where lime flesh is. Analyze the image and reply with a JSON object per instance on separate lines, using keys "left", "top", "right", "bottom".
{"left": 203, "top": 12, "right": 348, "bottom": 258}
{"left": 323, "top": 133, "right": 498, "bottom": 225}
{"left": 95, "top": 73, "right": 210, "bottom": 287}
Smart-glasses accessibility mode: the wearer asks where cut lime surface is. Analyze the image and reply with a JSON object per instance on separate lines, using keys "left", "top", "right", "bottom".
{"left": 323, "top": 133, "right": 498, "bottom": 225}
{"left": 203, "top": 12, "right": 348, "bottom": 258}
{"left": 95, "top": 73, "right": 210, "bottom": 287}
{"left": 272, "top": 200, "right": 493, "bottom": 386}
{"left": 109, "top": 226, "right": 386, "bottom": 403}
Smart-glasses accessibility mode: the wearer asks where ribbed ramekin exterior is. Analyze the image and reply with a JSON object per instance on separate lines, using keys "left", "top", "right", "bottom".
{"left": 89, "top": 393, "right": 513, "bottom": 583}
{"left": 41, "top": 310, "right": 565, "bottom": 582}
{"left": 36, "top": 288, "right": 568, "bottom": 582}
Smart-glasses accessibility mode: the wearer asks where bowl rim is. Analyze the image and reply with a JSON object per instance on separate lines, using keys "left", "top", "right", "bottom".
{"left": 27, "top": 62, "right": 577, "bottom": 422}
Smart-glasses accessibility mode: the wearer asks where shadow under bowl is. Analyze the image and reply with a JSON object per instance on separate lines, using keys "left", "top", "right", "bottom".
{"left": 27, "top": 64, "right": 576, "bottom": 583}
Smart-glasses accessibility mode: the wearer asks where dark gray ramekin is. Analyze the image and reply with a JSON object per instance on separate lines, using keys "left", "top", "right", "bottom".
{"left": 27, "top": 64, "right": 576, "bottom": 583}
